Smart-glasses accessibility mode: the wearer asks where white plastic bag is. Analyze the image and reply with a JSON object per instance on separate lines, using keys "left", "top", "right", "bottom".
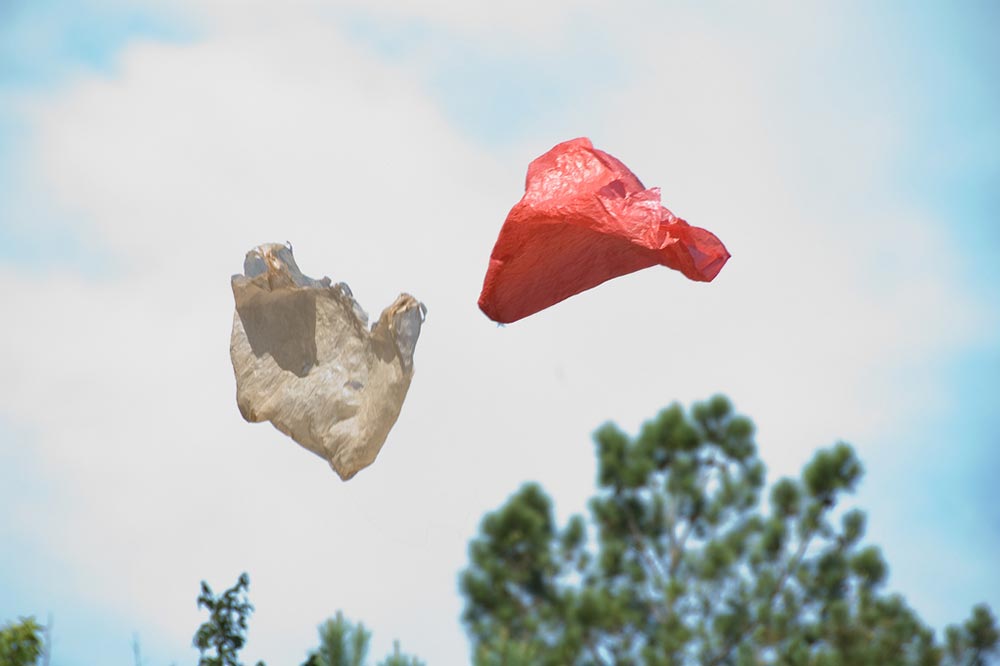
{"left": 230, "top": 243, "right": 426, "bottom": 480}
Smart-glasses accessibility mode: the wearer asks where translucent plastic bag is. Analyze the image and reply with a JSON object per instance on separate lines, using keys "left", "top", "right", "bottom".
{"left": 230, "top": 243, "right": 426, "bottom": 480}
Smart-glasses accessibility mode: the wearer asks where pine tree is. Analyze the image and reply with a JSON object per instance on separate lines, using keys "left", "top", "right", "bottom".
{"left": 460, "top": 396, "right": 999, "bottom": 665}
{"left": 301, "top": 612, "right": 424, "bottom": 666}
{"left": 193, "top": 572, "right": 265, "bottom": 666}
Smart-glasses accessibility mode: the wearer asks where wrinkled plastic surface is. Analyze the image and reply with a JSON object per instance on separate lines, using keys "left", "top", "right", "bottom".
{"left": 478, "top": 137, "right": 730, "bottom": 323}
{"left": 230, "top": 243, "right": 426, "bottom": 480}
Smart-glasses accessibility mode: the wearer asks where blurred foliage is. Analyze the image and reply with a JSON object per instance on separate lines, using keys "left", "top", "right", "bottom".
{"left": 193, "top": 572, "right": 265, "bottom": 666}
{"left": 301, "top": 611, "right": 424, "bottom": 666}
{"left": 460, "top": 395, "right": 999, "bottom": 666}
{"left": 0, "top": 617, "right": 43, "bottom": 666}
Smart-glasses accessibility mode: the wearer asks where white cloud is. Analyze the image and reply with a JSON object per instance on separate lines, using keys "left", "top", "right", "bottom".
{"left": 0, "top": 2, "right": 995, "bottom": 664}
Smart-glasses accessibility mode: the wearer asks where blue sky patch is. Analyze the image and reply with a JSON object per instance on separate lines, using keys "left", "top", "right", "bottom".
{"left": 339, "top": 10, "right": 623, "bottom": 145}
{"left": 0, "top": 0, "right": 191, "bottom": 273}
{"left": 0, "top": 0, "right": 192, "bottom": 90}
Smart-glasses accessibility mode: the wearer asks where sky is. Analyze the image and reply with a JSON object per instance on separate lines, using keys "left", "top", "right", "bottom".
{"left": 0, "top": 1, "right": 998, "bottom": 664}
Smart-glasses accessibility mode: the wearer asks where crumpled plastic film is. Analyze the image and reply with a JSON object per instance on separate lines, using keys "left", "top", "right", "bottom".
{"left": 230, "top": 243, "right": 426, "bottom": 480}
{"left": 478, "top": 137, "right": 730, "bottom": 324}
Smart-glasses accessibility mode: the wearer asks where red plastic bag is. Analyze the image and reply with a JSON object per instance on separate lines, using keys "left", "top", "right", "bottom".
{"left": 478, "top": 138, "right": 730, "bottom": 323}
